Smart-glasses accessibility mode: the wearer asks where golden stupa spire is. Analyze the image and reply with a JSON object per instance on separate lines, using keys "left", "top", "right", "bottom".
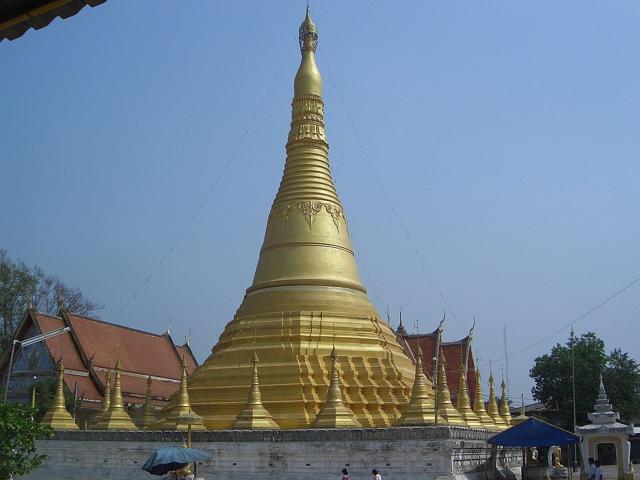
{"left": 313, "top": 346, "right": 361, "bottom": 428}
{"left": 398, "top": 340, "right": 435, "bottom": 425}
{"left": 155, "top": 356, "right": 206, "bottom": 431}
{"left": 139, "top": 376, "right": 157, "bottom": 429}
{"left": 233, "top": 351, "right": 280, "bottom": 429}
{"left": 185, "top": 5, "right": 415, "bottom": 429}
{"left": 487, "top": 373, "right": 508, "bottom": 430}
{"left": 40, "top": 359, "right": 79, "bottom": 430}
{"left": 498, "top": 376, "right": 513, "bottom": 427}
{"left": 93, "top": 360, "right": 137, "bottom": 430}
{"left": 90, "top": 370, "right": 111, "bottom": 428}
{"left": 511, "top": 393, "right": 528, "bottom": 425}
{"left": 456, "top": 365, "right": 482, "bottom": 428}
{"left": 472, "top": 369, "right": 496, "bottom": 429}
{"left": 434, "top": 346, "right": 467, "bottom": 426}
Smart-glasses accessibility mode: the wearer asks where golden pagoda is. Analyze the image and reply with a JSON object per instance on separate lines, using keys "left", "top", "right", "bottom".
{"left": 90, "top": 370, "right": 111, "bottom": 428}
{"left": 486, "top": 373, "right": 508, "bottom": 430}
{"left": 139, "top": 376, "right": 157, "bottom": 429}
{"left": 187, "top": 5, "right": 414, "bottom": 429}
{"left": 434, "top": 347, "right": 467, "bottom": 427}
{"left": 40, "top": 359, "right": 79, "bottom": 430}
{"left": 397, "top": 341, "right": 435, "bottom": 426}
{"left": 156, "top": 357, "right": 206, "bottom": 431}
{"left": 93, "top": 360, "right": 137, "bottom": 430}
{"left": 498, "top": 377, "right": 513, "bottom": 427}
{"left": 232, "top": 351, "right": 280, "bottom": 429}
{"left": 511, "top": 394, "right": 528, "bottom": 426}
{"left": 472, "top": 370, "right": 496, "bottom": 429}
{"left": 313, "top": 346, "right": 361, "bottom": 428}
{"left": 455, "top": 366, "right": 483, "bottom": 428}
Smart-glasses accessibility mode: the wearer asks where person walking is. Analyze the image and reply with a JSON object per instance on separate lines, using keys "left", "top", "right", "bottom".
{"left": 594, "top": 460, "right": 604, "bottom": 480}
{"left": 341, "top": 468, "right": 350, "bottom": 480}
{"left": 372, "top": 469, "right": 382, "bottom": 480}
{"left": 587, "top": 458, "right": 596, "bottom": 480}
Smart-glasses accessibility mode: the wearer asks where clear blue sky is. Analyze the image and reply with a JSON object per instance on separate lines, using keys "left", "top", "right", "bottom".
{"left": 2, "top": 1, "right": 639, "bottom": 404}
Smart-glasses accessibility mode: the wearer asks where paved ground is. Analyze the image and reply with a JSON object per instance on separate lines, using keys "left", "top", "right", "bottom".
{"left": 569, "top": 465, "right": 638, "bottom": 480}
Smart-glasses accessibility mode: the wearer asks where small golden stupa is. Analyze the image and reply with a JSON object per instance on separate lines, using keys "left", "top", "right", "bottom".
{"left": 397, "top": 341, "right": 435, "bottom": 426}
{"left": 455, "top": 366, "right": 483, "bottom": 428}
{"left": 156, "top": 357, "right": 206, "bottom": 431}
{"left": 232, "top": 351, "right": 280, "bottom": 429}
{"left": 434, "top": 347, "right": 467, "bottom": 427}
{"left": 92, "top": 360, "right": 137, "bottom": 430}
{"left": 498, "top": 377, "right": 513, "bottom": 427}
{"left": 510, "top": 394, "right": 528, "bottom": 426}
{"left": 40, "top": 359, "right": 79, "bottom": 430}
{"left": 187, "top": 5, "right": 414, "bottom": 429}
{"left": 486, "top": 373, "right": 508, "bottom": 430}
{"left": 139, "top": 376, "right": 157, "bottom": 429}
{"left": 90, "top": 370, "right": 111, "bottom": 429}
{"left": 472, "top": 370, "right": 496, "bottom": 429}
{"left": 313, "top": 346, "right": 361, "bottom": 428}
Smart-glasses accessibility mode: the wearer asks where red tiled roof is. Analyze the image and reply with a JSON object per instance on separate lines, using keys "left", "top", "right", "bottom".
{"left": 400, "top": 331, "right": 477, "bottom": 399}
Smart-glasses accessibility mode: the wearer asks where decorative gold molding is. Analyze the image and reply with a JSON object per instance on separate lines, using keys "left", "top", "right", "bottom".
{"left": 269, "top": 201, "right": 346, "bottom": 232}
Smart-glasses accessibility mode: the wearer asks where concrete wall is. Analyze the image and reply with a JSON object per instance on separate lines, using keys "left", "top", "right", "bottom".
{"left": 21, "top": 427, "right": 521, "bottom": 480}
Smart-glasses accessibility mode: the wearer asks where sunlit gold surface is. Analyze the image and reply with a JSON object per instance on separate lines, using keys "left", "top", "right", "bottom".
{"left": 40, "top": 359, "right": 79, "bottom": 430}
{"left": 232, "top": 352, "right": 280, "bottom": 429}
{"left": 139, "top": 376, "right": 157, "bottom": 429}
{"left": 156, "top": 357, "right": 206, "bottom": 431}
{"left": 397, "top": 341, "right": 435, "bottom": 426}
{"left": 312, "top": 346, "right": 360, "bottom": 428}
{"left": 90, "top": 370, "right": 110, "bottom": 429}
{"left": 187, "top": 6, "right": 415, "bottom": 429}
{"left": 498, "top": 378, "right": 513, "bottom": 427}
{"left": 455, "top": 366, "right": 483, "bottom": 428}
{"left": 486, "top": 374, "right": 508, "bottom": 430}
{"left": 434, "top": 348, "right": 467, "bottom": 426}
{"left": 93, "top": 360, "right": 137, "bottom": 430}
{"left": 472, "top": 370, "right": 497, "bottom": 429}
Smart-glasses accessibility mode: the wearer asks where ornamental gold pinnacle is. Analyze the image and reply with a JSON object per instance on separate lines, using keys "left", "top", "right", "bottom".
{"left": 456, "top": 366, "right": 483, "bottom": 428}
{"left": 472, "top": 369, "right": 496, "bottom": 429}
{"left": 139, "top": 376, "right": 157, "bottom": 429}
{"left": 313, "top": 346, "right": 361, "bottom": 428}
{"left": 40, "top": 359, "right": 79, "bottom": 430}
{"left": 155, "top": 357, "right": 206, "bottom": 431}
{"left": 498, "top": 377, "right": 513, "bottom": 426}
{"left": 90, "top": 370, "right": 111, "bottom": 429}
{"left": 487, "top": 373, "right": 508, "bottom": 430}
{"left": 185, "top": 5, "right": 415, "bottom": 430}
{"left": 232, "top": 351, "right": 280, "bottom": 429}
{"left": 397, "top": 341, "right": 435, "bottom": 426}
{"left": 434, "top": 347, "right": 467, "bottom": 427}
{"left": 92, "top": 360, "right": 137, "bottom": 430}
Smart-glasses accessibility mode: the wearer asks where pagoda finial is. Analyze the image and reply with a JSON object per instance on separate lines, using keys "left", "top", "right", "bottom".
{"left": 397, "top": 342, "right": 435, "bottom": 425}
{"left": 434, "top": 346, "right": 467, "bottom": 426}
{"left": 139, "top": 376, "right": 157, "bottom": 429}
{"left": 92, "top": 360, "right": 137, "bottom": 430}
{"left": 498, "top": 377, "right": 513, "bottom": 426}
{"left": 487, "top": 373, "right": 508, "bottom": 430}
{"left": 472, "top": 369, "right": 496, "bottom": 429}
{"left": 232, "top": 351, "right": 280, "bottom": 429}
{"left": 40, "top": 358, "right": 78, "bottom": 430}
{"left": 299, "top": 3, "right": 318, "bottom": 52}
{"left": 511, "top": 392, "right": 528, "bottom": 425}
{"left": 456, "top": 365, "right": 482, "bottom": 428}
{"left": 313, "top": 348, "right": 361, "bottom": 428}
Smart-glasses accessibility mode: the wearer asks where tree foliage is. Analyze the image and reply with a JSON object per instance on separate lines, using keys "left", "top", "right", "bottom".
{"left": 530, "top": 331, "right": 640, "bottom": 429}
{"left": 0, "top": 401, "right": 53, "bottom": 480}
{"left": 0, "top": 249, "right": 102, "bottom": 355}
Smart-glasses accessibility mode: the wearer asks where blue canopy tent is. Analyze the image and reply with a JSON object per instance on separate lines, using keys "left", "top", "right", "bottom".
{"left": 488, "top": 417, "right": 579, "bottom": 447}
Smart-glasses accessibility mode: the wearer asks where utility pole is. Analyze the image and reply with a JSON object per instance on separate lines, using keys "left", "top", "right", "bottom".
{"left": 571, "top": 326, "right": 578, "bottom": 471}
{"left": 503, "top": 325, "right": 510, "bottom": 392}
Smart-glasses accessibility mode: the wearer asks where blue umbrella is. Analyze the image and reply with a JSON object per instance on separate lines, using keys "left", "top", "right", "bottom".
{"left": 142, "top": 445, "right": 211, "bottom": 476}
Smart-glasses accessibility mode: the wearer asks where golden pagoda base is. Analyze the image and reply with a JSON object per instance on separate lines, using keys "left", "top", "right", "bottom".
{"left": 40, "top": 407, "right": 79, "bottom": 431}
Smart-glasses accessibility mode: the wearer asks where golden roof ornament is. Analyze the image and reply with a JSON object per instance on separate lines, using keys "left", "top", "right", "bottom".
{"left": 313, "top": 346, "right": 361, "bottom": 428}
{"left": 40, "top": 359, "right": 79, "bottom": 430}
{"left": 155, "top": 356, "right": 206, "bottom": 431}
{"left": 434, "top": 346, "right": 467, "bottom": 427}
{"left": 487, "top": 373, "right": 508, "bottom": 430}
{"left": 455, "top": 366, "right": 483, "bottom": 428}
{"left": 498, "top": 377, "right": 513, "bottom": 426}
{"left": 90, "top": 370, "right": 111, "bottom": 429}
{"left": 472, "top": 369, "right": 496, "bottom": 429}
{"left": 397, "top": 341, "right": 435, "bottom": 426}
{"left": 92, "top": 360, "right": 137, "bottom": 430}
{"left": 139, "top": 376, "right": 157, "bottom": 429}
{"left": 184, "top": 5, "right": 415, "bottom": 430}
{"left": 511, "top": 393, "right": 528, "bottom": 426}
{"left": 232, "top": 351, "right": 280, "bottom": 429}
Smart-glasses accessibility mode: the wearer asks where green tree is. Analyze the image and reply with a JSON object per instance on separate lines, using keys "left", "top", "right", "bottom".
{"left": 0, "top": 249, "right": 102, "bottom": 355}
{"left": 0, "top": 401, "right": 53, "bottom": 480}
{"left": 530, "top": 331, "right": 640, "bottom": 429}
